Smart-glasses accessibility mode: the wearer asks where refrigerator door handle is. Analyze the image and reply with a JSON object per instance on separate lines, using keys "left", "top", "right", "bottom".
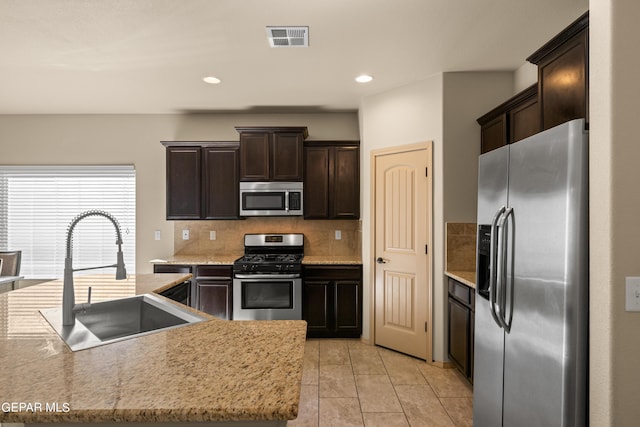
{"left": 498, "top": 207, "right": 515, "bottom": 332}
{"left": 504, "top": 208, "right": 516, "bottom": 332}
{"left": 489, "top": 206, "right": 506, "bottom": 328}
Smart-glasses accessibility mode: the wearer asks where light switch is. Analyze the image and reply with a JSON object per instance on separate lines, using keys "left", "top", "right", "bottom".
{"left": 154, "top": 230, "right": 161, "bottom": 241}
{"left": 625, "top": 277, "right": 640, "bottom": 311}
{"left": 335, "top": 230, "right": 342, "bottom": 240}
{"left": 210, "top": 230, "right": 217, "bottom": 240}
{"left": 182, "top": 229, "right": 190, "bottom": 240}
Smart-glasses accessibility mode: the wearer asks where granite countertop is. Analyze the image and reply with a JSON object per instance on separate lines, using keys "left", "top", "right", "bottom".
{"left": 151, "top": 254, "right": 242, "bottom": 265}
{"left": 0, "top": 273, "right": 307, "bottom": 424}
{"left": 151, "top": 255, "right": 362, "bottom": 266}
{"left": 302, "top": 255, "right": 362, "bottom": 265}
{"left": 445, "top": 270, "right": 476, "bottom": 288}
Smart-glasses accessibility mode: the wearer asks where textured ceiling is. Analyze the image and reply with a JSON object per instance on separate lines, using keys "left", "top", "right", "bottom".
{"left": 0, "top": 0, "right": 589, "bottom": 114}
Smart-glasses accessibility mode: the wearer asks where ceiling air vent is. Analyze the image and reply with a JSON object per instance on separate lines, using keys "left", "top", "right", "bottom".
{"left": 266, "top": 26, "right": 309, "bottom": 48}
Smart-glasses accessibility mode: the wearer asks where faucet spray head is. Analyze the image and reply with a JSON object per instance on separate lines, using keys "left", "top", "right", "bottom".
{"left": 115, "top": 249, "right": 127, "bottom": 280}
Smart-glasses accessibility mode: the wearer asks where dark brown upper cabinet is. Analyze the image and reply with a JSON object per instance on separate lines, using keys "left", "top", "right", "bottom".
{"left": 165, "top": 146, "right": 202, "bottom": 219}
{"left": 477, "top": 11, "right": 588, "bottom": 154}
{"left": 236, "top": 126, "right": 308, "bottom": 182}
{"left": 527, "top": 11, "right": 589, "bottom": 131}
{"left": 163, "top": 142, "right": 240, "bottom": 220}
{"left": 202, "top": 145, "right": 240, "bottom": 219}
{"left": 304, "top": 141, "right": 360, "bottom": 219}
{"left": 477, "top": 85, "right": 538, "bottom": 154}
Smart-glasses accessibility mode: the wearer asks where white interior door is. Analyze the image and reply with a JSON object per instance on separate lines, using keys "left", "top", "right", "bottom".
{"left": 373, "top": 143, "right": 431, "bottom": 360}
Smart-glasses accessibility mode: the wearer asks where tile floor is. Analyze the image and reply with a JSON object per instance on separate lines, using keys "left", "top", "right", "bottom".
{"left": 289, "top": 339, "right": 473, "bottom": 427}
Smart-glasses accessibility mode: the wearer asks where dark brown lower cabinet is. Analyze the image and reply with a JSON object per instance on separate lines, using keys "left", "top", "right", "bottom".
{"left": 153, "top": 264, "right": 232, "bottom": 320}
{"left": 153, "top": 264, "right": 194, "bottom": 307}
{"left": 447, "top": 278, "right": 475, "bottom": 383}
{"left": 303, "top": 265, "right": 362, "bottom": 338}
{"left": 195, "top": 265, "right": 233, "bottom": 320}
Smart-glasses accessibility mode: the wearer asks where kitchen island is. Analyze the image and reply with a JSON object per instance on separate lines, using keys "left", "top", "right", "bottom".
{"left": 0, "top": 274, "right": 307, "bottom": 426}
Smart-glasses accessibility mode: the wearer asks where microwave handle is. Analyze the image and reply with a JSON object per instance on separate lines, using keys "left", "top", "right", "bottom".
{"left": 285, "top": 190, "right": 289, "bottom": 212}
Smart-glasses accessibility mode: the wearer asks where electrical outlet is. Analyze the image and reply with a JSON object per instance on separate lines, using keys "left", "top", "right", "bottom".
{"left": 625, "top": 277, "right": 640, "bottom": 311}
{"left": 210, "top": 230, "right": 216, "bottom": 240}
{"left": 335, "top": 230, "right": 342, "bottom": 240}
{"left": 154, "top": 230, "right": 161, "bottom": 241}
{"left": 182, "top": 229, "right": 190, "bottom": 240}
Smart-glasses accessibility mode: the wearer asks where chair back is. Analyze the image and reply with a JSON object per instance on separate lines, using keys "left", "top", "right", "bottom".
{"left": 0, "top": 251, "right": 21, "bottom": 276}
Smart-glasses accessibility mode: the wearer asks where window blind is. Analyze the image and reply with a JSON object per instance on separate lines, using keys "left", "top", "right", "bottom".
{"left": 0, "top": 165, "right": 136, "bottom": 279}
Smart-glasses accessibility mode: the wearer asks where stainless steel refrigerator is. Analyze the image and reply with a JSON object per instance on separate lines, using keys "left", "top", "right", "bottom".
{"left": 473, "top": 118, "right": 588, "bottom": 426}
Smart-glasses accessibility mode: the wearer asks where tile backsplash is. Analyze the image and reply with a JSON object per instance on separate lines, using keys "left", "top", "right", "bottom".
{"left": 445, "top": 222, "right": 477, "bottom": 272}
{"left": 174, "top": 218, "right": 361, "bottom": 256}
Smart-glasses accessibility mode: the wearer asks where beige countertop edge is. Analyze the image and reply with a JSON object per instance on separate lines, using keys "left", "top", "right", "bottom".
{"left": 0, "top": 274, "right": 307, "bottom": 424}
{"left": 302, "top": 256, "right": 362, "bottom": 265}
{"left": 137, "top": 272, "right": 193, "bottom": 294}
{"left": 151, "top": 255, "right": 242, "bottom": 265}
{"left": 151, "top": 256, "right": 362, "bottom": 265}
{"left": 445, "top": 270, "right": 477, "bottom": 288}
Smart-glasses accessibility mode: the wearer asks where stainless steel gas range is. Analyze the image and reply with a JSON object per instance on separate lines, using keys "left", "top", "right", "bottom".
{"left": 232, "top": 233, "right": 303, "bottom": 320}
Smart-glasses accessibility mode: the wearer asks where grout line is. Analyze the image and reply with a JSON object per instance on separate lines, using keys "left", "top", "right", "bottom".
{"left": 347, "top": 345, "right": 365, "bottom": 426}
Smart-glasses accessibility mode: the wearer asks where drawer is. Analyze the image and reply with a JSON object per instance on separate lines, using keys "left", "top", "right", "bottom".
{"left": 448, "top": 278, "right": 472, "bottom": 307}
{"left": 196, "top": 265, "right": 233, "bottom": 279}
{"left": 303, "top": 265, "right": 362, "bottom": 281}
{"left": 154, "top": 264, "right": 192, "bottom": 274}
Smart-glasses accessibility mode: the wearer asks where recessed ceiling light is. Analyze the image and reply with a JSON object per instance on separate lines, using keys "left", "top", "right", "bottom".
{"left": 203, "top": 76, "right": 221, "bottom": 84}
{"left": 355, "top": 74, "right": 373, "bottom": 83}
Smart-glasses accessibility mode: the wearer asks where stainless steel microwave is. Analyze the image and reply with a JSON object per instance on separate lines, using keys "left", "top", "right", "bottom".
{"left": 239, "top": 182, "right": 303, "bottom": 216}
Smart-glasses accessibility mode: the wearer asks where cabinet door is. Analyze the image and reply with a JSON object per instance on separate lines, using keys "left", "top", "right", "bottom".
{"left": 303, "top": 146, "right": 330, "bottom": 218}
{"left": 303, "top": 279, "right": 332, "bottom": 337}
{"left": 203, "top": 146, "right": 239, "bottom": 219}
{"left": 197, "top": 280, "right": 232, "bottom": 320}
{"left": 538, "top": 29, "right": 588, "bottom": 130}
{"left": 510, "top": 95, "right": 540, "bottom": 143}
{"left": 166, "top": 147, "right": 201, "bottom": 219}
{"left": 480, "top": 114, "right": 507, "bottom": 154}
{"left": 272, "top": 132, "right": 304, "bottom": 181}
{"left": 469, "top": 307, "right": 475, "bottom": 384}
{"left": 448, "top": 297, "right": 471, "bottom": 377}
{"left": 153, "top": 264, "right": 194, "bottom": 307}
{"left": 334, "top": 280, "right": 361, "bottom": 336}
{"left": 331, "top": 147, "right": 360, "bottom": 218}
{"left": 303, "top": 265, "right": 362, "bottom": 338}
{"left": 240, "top": 133, "right": 270, "bottom": 181}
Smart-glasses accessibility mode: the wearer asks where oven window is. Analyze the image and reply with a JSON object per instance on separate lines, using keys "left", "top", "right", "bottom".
{"left": 242, "top": 192, "right": 285, "bottom": 210}
{"left": 241, "top": 281, "right": 293, "bottom": 309}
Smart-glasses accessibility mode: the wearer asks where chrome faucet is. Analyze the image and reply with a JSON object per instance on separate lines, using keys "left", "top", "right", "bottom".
{"left": 62, "top": 210, "right": 127, "bottom": 326}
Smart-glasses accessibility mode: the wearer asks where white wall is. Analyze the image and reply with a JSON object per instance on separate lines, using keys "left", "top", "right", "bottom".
{"left": 590, "top": 1, "right": 640, "bottom": 425}
{"left": 359, "top": 74, "right": 444, "bottom": 356}
{"left": 513, "top": 62, "right": 538, "bottom": 93}
{"left": 442, "top": 72, "right": 514, "bottom": 222}
{"left": 0, "top": 113, "right": 359, "bottom": 275}
{"left": 359, "top": 72, "right": 512, "bottom": 361}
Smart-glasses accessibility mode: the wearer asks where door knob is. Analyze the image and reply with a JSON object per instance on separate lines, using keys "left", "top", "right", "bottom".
{"left": 376, "top": 257, "right": 388, "bottom": 264}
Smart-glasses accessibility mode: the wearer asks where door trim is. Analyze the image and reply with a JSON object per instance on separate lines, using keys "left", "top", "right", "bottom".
{"left": 370, "top": 141, "right": 433, "bottom": 361}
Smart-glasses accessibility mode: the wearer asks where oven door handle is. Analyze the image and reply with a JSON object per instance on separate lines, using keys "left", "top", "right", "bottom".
{"left": 234, "top": 273, "right": 301, "bottom": 279}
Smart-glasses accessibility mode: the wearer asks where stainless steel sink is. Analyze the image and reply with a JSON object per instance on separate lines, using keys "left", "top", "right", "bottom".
{"left": 40, "top": 294, "right": 206, "bottom": 351}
